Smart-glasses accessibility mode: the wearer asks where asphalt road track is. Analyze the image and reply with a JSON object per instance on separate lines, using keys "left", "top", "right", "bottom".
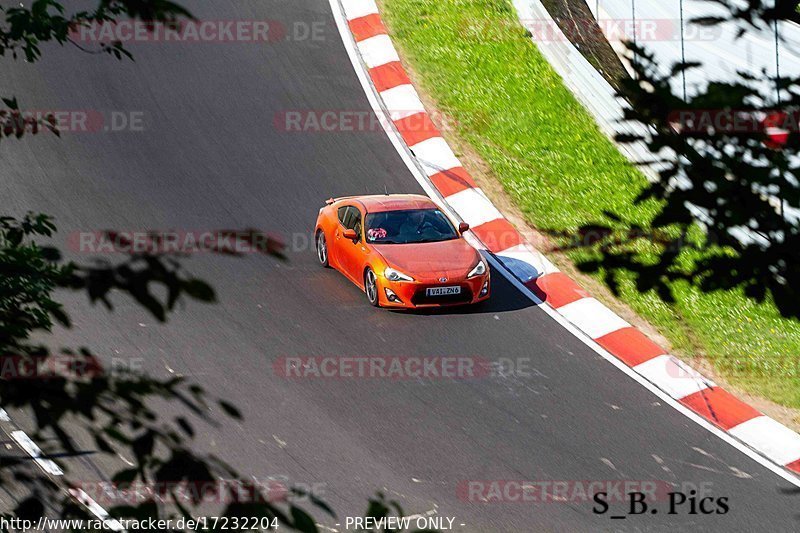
{"left": 1, "top": 0, "right": 798, "bottom": 530}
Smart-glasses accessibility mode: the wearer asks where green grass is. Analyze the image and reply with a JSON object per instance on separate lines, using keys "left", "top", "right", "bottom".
{"left": 381, "top": 0, "right": 800, "bottom": 410}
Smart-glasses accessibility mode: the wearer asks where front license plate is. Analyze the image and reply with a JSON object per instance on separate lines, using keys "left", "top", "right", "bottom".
{"left": 426, "top": 286, "right": 461, "bottom": 296}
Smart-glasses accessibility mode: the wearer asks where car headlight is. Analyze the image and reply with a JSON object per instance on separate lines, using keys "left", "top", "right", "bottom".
{"left": 467, "top": 260, "right": 487, "bottom": 278}
{"left": 385, "top": 267, "right": 414, "bottom": 282}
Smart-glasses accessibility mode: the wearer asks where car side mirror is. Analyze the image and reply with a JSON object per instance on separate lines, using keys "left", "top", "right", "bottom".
{"left": 342, "top": 228, "right": 358, "bottom": 240}
{"left": 458, "top": 222, "right": 470, "bottom": 234}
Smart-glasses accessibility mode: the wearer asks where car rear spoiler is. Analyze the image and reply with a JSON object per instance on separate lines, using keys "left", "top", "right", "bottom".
{"left": 325, "top": 196, "right": 356, "bottom": 205}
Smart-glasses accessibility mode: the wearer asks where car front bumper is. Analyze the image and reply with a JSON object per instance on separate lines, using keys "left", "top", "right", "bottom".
{"left": 376, "top": 272, "right": 490, "bottom": 308}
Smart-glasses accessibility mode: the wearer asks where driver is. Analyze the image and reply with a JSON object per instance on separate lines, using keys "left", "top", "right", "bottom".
{"left": 397, "top": 210, "right": 434, "bottom": 238}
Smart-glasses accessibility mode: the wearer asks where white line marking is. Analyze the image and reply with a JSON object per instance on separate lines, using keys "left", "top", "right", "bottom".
{"left": 328, "top": 0, "right": 800, "bottom": 486}
{"left": 5, "top": 415, "right": 126, "bottom": 529}
{"left": 10, "top": 430, "right": 63, "bottom": 476}
{"left": 69, "top": 488, "right": 126, "bottom": 531}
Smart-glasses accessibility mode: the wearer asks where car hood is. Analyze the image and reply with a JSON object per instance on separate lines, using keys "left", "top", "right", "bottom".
{"left": 373, "top": 238, "right": 481, "bottom": 279}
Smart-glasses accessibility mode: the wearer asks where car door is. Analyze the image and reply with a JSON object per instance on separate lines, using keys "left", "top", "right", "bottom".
{"left": 330, "top": 205, "right": 350, "bottom": 271}
{"left": 334, "top": 205, "right": 367, "bottom": 284}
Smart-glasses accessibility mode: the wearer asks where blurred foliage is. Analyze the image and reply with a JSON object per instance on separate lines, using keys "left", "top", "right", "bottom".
{"left": 696, "top": 0, "right": 800, "bottom": 31}
{"left": 572, "top": 1, "right": 800, "bottom": 319}
{"left": 0, "top": 213, "right": 325, "bottom": 529}
{"left": 1, "top": 1, "right": 437, "bottom": 531}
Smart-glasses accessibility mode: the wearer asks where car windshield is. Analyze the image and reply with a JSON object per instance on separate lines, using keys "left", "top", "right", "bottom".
{"left": 365, "top": 209, "right": 458, "bottom": 244}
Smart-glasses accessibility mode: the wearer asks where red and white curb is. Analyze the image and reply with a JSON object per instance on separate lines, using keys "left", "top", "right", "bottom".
{"left": 333, "top": 0, "right": 800, "bottom": 479}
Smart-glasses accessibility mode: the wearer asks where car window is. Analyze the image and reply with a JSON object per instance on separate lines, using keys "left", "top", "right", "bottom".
{"left": 365, "top": 209, "right": 457, "bottom": 244}
{"left": 352, "top": 209, "right": 362, "bottom": 237}
{"left": 346, "top": 208, "right": 362, "bottom": 239}
{"left": 338, "top": 206, "right": 363, "bottom": 239}
{"left": 338, "top": 206, "right": 357, "bottom": 228}
{"left": 337, "top": 206, "right": 348, "bottom": 225}
{"left": 341, "top": 207, "right": 356, "bottom": 229}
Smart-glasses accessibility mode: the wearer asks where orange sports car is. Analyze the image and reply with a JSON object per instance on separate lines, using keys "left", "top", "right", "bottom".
{"left": 314, "top": 194, "right": 490, "bottom": 308}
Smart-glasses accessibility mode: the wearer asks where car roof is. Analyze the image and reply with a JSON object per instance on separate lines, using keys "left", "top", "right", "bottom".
{"left": 350, "top": 194, "right": 438, "bottom": 213}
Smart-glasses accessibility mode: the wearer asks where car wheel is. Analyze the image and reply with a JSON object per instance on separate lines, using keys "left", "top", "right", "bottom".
{"left": 364, "top": 268, "right": 380, "bottom": 307}
{"left": 316, "top": 231, "right": 329, "bottom": 267}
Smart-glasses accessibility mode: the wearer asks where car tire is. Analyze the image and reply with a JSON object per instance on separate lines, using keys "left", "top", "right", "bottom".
{"left": 316, "top": 230, "right": 329, "bottom": 267}
{"left": 364, "top": 268, "right": 380, "bottom": 307}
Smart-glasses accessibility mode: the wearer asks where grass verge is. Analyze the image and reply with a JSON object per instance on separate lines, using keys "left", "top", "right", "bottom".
{"left": 380, "top": 0, "right": 800, "bottom": 413}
